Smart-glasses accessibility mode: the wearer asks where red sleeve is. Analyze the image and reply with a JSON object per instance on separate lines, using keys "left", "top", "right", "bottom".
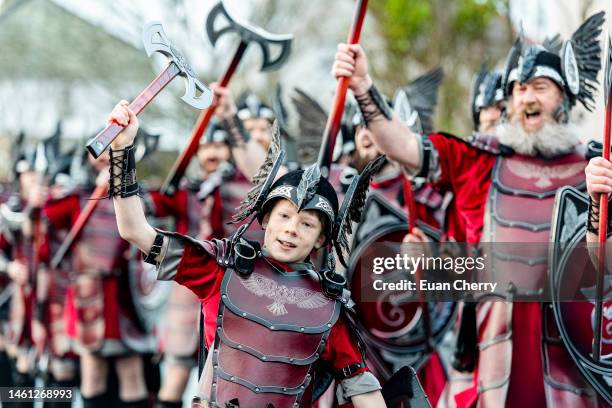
{"left": 321, "top": 314, "right": 368, "bottom": 378}
{"left": 150, "top": 190, "right": 190, "bottom": 234}
{"left": 174, "top": 239, "right": 225, "bottom": 302}
{"left": 149, "top": 190, "right": 185, "bottom": 218}
{"left": 43, "top": 194, "right": 80, "bottom": 230}
{"left": 428, "top": 133, "right": 496, "bottom": 243}
{"left": 428, "top": 133, "right": 481, "bottom": 189}
{"left": 0, "top": 233, "right": 10, "bottom": 253}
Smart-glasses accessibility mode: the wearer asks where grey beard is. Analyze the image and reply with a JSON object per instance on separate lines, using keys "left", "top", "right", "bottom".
{"left": 495, "top": 119, "right": 580, "bottom": 158}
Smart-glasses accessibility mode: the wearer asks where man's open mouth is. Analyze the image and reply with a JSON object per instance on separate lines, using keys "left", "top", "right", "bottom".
{"left": 524, "top": 109, "right": 541, "bottom": 120}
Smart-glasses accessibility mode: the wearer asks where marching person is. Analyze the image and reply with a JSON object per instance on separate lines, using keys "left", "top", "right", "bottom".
{"left": 333, "top": 11, "right": 606, "bottom": 408}
{"left": 105, "top": 99, "right": 388, "bottom": 407}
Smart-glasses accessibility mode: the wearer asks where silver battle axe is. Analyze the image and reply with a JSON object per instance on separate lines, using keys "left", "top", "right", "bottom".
{"left": 86, "top": 22, "right": 212, "bottom": 158}
{"left": 160, "top": 0, "right": 293, "bottom": 195}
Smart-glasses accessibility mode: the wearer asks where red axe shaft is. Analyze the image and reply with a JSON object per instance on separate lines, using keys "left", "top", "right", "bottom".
{"left": 160, "top": 42, "right": 249, "bottom": 196}
{"left": 50, "top": 183, "right": 109, "bottom": 270}
{"left": 594, "top": 98, "right": 612, "bottom": 362}
{"left": 402, "top": 176, "right": 417, "bottom": 232}
{"left": 86, "top": 63, "right": 182, "bottom": 158}
{"left": 317, "top": 0, "right": 369, "bottom": 174}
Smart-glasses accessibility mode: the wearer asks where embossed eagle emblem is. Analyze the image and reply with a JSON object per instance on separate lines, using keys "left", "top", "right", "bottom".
{"left": 506, "top": 161, "right": 584, "bottom": 188}
{"left": 239, "top": 273, "right": 330, "bottom": 316}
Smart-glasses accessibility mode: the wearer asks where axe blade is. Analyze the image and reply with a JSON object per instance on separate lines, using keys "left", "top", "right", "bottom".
{"left": 143, "top": 21, "right": 213, "bottom": 110}
{"left": 205, "top": 0, "right": 293, "bottom": 72}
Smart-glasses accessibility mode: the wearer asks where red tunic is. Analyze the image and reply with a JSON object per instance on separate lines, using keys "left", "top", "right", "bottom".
{"left": 427, "top": 133, "right": 547, "bottom": 407}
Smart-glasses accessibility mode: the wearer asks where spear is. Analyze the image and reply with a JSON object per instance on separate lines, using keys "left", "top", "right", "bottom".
{"left": 317, "top": 0, "right": 369, "bottom": 176}
{"left": 594, "top": 33, "right": 612, "bottom": 362}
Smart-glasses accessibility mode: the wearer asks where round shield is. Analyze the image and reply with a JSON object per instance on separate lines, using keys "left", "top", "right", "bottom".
{"left": 347, "top": 191, "right": 455, "bottom": 366}
{"left": 347, "top": 221, "right": 455, "bottom": 354}
{"left": 550, "top": 186, "right": 612, "bottom": 404}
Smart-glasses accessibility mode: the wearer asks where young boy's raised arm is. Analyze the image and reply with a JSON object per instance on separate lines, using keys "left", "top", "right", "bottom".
{"left": 107, "top": 100, "right": 157, "bottom": 255}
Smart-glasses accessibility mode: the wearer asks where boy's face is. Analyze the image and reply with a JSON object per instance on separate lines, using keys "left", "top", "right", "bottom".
{"left": 261, "top": 199, "right": 326, "bottom": 264}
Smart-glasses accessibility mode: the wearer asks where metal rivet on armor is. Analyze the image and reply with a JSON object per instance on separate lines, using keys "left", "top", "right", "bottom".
{"left": 327, "top": 323, "right": 331, "bottom": 327}
{"left": 262, "top": 356, "right": 267, "bottom": 360}
{"left": 213, "top": 365, "right": 218, "bottom": 369}
{"left": 214, "top": 349, "right": 218, "bottom": 354}
{"left": 293, "top": 404, "right": 298, "bottom": 408}
{"left": 270, "top": 325, "right": 275, "bottom": 330}
{"left": 315, "top": 353, "right": 319, "bottom": 358}
{"left": 212, "top": 383, "right": 216, "bottom": 387}
{"left": 218, "top": 314, "right": 222, "bottom": 318}
{"left": 300, "top": 327, "right": 305, "bottom": 332}
{"left": 237, "top": 345, "right": 242, "bottom": 349}
{"left": 283, "top": 388, "right": 287, "bottom": 392}
{"left": 217, "top": 326, "right": 221, "bottom": 331}
{"left": 255, "top": 387, "right": 260, "bottom": 392}
{"left": 242, "top": 312, "right": 247, "bottom": 317}
{"left": 289, "top": 358, "right": 294, "bottom": 362}
{"left": 230, "top": 376, "right": 235, "bottom": 382}
{"left": 222, "top": 294, "right": 227, "bottom": 298}
{"left": 300, "top": 385, "right": 305, "bottom": 390}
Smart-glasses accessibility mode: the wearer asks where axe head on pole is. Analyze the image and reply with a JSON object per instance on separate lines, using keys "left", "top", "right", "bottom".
{"left": 143, "top": 22, "right": 213, "bottom": 110}
{"left": 205, "top": 0, "right": 293, "bottom": 72}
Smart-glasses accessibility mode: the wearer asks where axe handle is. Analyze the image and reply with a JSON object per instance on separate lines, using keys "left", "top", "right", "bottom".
{"left": 317, "top": 0, "right": 368, "bottom": 174}
{"left": 50, "top": 184, "right": 108, "bottom": 270}
{"left": 160, "top": 42, "right": 249, "bottom": 196}
{"left": 402, "top": 176, "right": 417, "bottom": 232}
{"left": 86, "top": 63, "right": 182, "bottom": 158}
{"left": 594, "top": 100, "right": 612, "bottom": 361}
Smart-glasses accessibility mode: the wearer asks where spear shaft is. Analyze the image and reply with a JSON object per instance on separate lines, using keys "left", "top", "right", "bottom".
{"left": 317, "top": 0, "right": 369, "bottom": 175}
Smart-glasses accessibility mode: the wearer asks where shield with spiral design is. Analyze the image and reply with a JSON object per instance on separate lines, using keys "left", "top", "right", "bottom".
{"left": 550, "top": 186, "right": 612, "bottom": 404}
{"left": 347, "top": 192, "right": 455, "bottom": 373}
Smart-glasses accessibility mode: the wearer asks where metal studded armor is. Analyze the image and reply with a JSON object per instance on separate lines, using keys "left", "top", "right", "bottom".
{"left": 481, "top": 148, "right": 587, "bottom": 295}
{"left": 210, "top": 258, "right": 342, "bottom": 407}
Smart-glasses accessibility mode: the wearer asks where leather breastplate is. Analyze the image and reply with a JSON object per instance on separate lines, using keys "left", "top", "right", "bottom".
{"left": 482, "top": 149, "right": 586, "bottom": 295}
{"left": 76, "top": 198, "right": 128, "bottom": 274}
{"left": 210, "top": 258, "right": 341, "bottom": 408}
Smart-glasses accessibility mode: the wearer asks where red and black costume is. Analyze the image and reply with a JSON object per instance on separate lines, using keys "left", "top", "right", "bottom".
{"left": 153, "top": 233, "right": 377, "bottom": 407}
{"left": 417, "top": 132, "right": 595, "bottom": 407}
{"left": 108, "top": 136, "right": 388, "bottom": 406}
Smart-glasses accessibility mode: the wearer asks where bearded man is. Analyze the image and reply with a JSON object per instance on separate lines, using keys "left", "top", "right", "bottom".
{"left": 333, "top": 11, "right": 606, "bottom": 408}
